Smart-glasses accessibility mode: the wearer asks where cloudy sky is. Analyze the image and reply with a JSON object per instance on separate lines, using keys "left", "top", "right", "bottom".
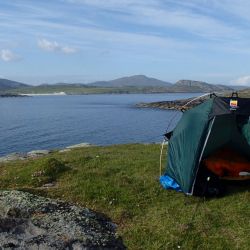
{"left": 1, "top": 0, "right": 250, "bottom": 85}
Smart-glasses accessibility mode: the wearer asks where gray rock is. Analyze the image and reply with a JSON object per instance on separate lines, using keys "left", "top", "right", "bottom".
{"left": 66, "top": 143, "right": 92, "bottom": 149}
{"left": 42, "top": 183, "right": 55, "bottom": 188}
{"left": 0, "top": 153, "right": 26, "bottom": 163}
{"left": 27, "top": 150, "right": 51, "bottom": 157}
{"left": 59, "top": 149, "right": 71, "bottom": 153}
{"left": 0, "top": 190, "right": 125, "bottom": 249}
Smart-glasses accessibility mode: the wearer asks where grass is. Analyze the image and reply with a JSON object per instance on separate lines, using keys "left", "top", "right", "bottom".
{"left": 0, "top": 144, "right": 249, "bottom": 249}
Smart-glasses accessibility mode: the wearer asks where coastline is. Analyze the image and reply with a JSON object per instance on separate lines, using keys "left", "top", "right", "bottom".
{"left": 19, "top": 92, "right": 67, "bottom": 96}
{"left": 0, "top": 142, "right": 92, "bottom": 162}
{"left": 0, "top": 142, "right": 166, "bottom": 162}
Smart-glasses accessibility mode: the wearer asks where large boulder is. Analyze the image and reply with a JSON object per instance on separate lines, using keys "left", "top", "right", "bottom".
{"left": 0, "top": 190, "right": 125, "bottom": 249}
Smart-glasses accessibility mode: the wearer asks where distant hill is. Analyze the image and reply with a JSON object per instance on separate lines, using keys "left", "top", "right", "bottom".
{"left": 1, "top": 76, "right": 240, "bottom": 94}
{"left": 228, "top": 85, "right": 249, "bottom": 91}
{"left": 171, "top": 80, "right": 233, "bottom": 93}
{"left": 89, "top": 76, "right": 234, "bottom": 93}
{"left": 0, "top": 78, "right": 29, "bottom": 91}
{"left": 238, "top": 88, "right": 250, "bottom": 97}
{"left": 88, "top": 75, "right": 172, "bottom": 87}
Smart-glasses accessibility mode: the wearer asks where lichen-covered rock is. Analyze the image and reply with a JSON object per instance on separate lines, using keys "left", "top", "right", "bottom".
{"left": 0, "top": 190, "right": 125, "bottom": 249}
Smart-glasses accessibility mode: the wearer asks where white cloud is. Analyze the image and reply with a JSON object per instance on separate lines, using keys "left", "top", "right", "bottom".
{"left": 36, "top": 28, "right": 191, "bottom": 55}
{"left": 38, "top": 39, "right": 59, "bottom": 51}
{"left": 67, "top": 0, "right": 156, "bottom": 9}
{"left": 67, "top": 0, "right": 242, "bottom": 40}
{"left": 61, "top": 46, "right": 77, "bottom": 54}
{"left": 232, "top": 75, "right": 250, "bottom": 85}
{"left": 38, "top": 39, "right": 77, "bottom": 54}
{"left": 0, "top": 49, "right": 20, "bottom": 62}
{"left": 1, "top": 0, "right": 248, "bottom": 56}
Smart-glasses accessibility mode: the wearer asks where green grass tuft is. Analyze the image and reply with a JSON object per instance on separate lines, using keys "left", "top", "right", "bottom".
{"left": 31, "top": 157, "right": 69, "bottom": 185}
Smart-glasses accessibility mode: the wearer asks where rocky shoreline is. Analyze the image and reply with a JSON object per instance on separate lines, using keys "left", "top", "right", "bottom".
{"left": 0, "top": 143, "right": 93, "bottom": 163}
{"left": 136, "top": 97, "right": 207, "bottom": 111}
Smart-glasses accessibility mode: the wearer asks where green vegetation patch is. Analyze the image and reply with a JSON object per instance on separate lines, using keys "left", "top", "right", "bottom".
{"left": 0, "top": 144, "right": 249, "bottom": 249}
{"left": 31, "top": 158, "right": 69, "bottom": 185}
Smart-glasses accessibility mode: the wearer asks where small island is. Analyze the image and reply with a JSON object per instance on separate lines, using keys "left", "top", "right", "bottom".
{"left": 136, "top": 97, "right": 206, "bottom": 111}
{"left": 0, "top": 93, "right": 28, "bottom": 98}
{"left": 136, "top": 91, "right": 250, "bottom": 111}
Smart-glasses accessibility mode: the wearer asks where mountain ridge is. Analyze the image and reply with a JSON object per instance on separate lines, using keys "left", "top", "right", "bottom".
{"left": 171, "top": 79, "right": 234, "bottom": 92}
{"left": 0, "top": 78, "right": 30, "bottom": 91}
{"left": 88, "top": 75, "right": 172, "bottom": 87}
{"left": 1, "top": 75, "right": 249, "bottom": 94}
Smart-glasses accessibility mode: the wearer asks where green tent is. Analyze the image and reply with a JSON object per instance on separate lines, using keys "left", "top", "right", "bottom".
{"left": 161, "top": 95, "right": 250, "bottom": 195}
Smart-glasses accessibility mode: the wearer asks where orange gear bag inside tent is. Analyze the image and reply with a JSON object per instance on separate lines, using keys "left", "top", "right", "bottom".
{"left": 203, "top": 146, "right": 250, "bottom": 178}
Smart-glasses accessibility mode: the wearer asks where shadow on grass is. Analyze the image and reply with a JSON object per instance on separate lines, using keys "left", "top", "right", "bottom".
{"left": 222, "top": 179, "right": 250, "bottom": 196}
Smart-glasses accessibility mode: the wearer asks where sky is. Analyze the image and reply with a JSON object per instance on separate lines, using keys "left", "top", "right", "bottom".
{"left": 1, "top": 0, "right": 250, "bottom": 85}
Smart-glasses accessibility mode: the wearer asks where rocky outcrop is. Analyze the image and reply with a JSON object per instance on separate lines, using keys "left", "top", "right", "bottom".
{"left": 0, "top": 190, "right": 125, "bottom": 249}
{"left": 0, "top": 151, "right": 51, "bottom": 163}
{"left": 136, "top": 97, "right": 206, "bottom": 111}
{"left": 0, "top": 153, "right": 27, "bottom": 162}
{"left": 27, "top": 150, "right": 51, "bottom": 157}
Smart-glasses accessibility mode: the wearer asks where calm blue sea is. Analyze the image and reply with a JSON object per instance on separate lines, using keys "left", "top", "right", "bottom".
{"left": 0, "top": 93, "right": 201, "bottom": 156}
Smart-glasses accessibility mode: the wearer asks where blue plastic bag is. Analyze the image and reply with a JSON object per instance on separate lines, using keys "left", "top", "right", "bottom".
{"left": 160, "top": 175, "right": 182, "bottom": 192}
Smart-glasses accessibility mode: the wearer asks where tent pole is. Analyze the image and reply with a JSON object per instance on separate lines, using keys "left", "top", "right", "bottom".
{"left": 159, "top": 138, "right": 167, "bottom": 177}
{"left": 190, "top": 116, "right": 216, "bottom": 195}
